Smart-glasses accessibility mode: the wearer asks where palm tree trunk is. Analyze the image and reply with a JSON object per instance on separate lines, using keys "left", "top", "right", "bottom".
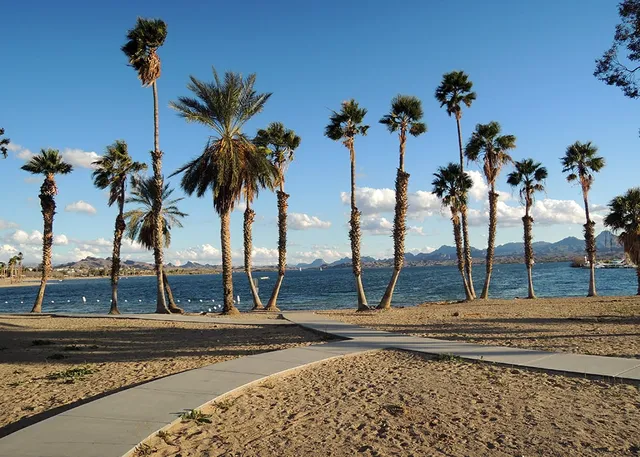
{"left": 32, "top": 189, "right": 55, "bottom": 313}
{"left": 583, "top": 193, "right": 597, "bottom": 297}
{"left": 456, "top": 115, "right": 475, "bottom": 298}
{"left": 109, "top": 197, "right": 126, "bottom": 314}
{"left": 151, "top": 80, "right": 168, "bottom": 314}
{"left": 523, "top": 202, "right": 535, "bottom": 299}
{"left": 481, "top": 187, "right": 499, "bottom": 299}
{"left": 244, "top": 200, "right": 263, "bottom": 310}
{"left": 267, "top": 189, "right": 288, "bottom": 311}
{"left": 459, "top": 205, "right": 475, "bottom": 301}
{"left": 220, "top": 208, "right": 239, "bottom": 315}
{"left": 378, "top": 166, "right": 409, "bottom": 310}
{"left": 162, "top": 271, "right": 182, "bottom": 312}
{"left": 348, "top": 143, "right": 368, "bottom": 311}
{"left": 452, "top": 208, "right": 472, "bottom": 300}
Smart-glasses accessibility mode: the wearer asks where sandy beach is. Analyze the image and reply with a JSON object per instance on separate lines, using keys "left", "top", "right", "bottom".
{"left": 323, "top": 296, "right": 640, "bottom": 358}
{"left": 141, "top": 350, "right": 640, "bottom": 456}
{"left": 0, "top": 315, "right": 327, "bottom": 437}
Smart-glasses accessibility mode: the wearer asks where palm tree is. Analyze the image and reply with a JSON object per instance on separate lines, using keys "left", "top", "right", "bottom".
{"left": 377, "top": 95, "right": 427, "bottom": 310}
{"left": 604, "top": 187, "right": 640, "bottom": 295}
{"left": 124, "top": 176, "right": 187, "bottom": 308}
{"left": 171, "top": 68, "right": 271, "bottom": 315}
{"left": 465, "top": 121, "right": 516, "bottom": 299}
{"left": 562, "top": 141, "right": 606, "bottom": 296}
{"left": 507, "top": 159, "right": 548, "bottom": 299}
{"left": 432, "top": 163, "right": 474, "bottom": 300}
{"left": 254, "top": 122, "right": 301, "bottom": 311}
{"left": 0, "top": 262, "right": 5, "bottom": 278}
{"left": 17, "top": 252, "right": 23, "bottom": 283}
{"left": 21, "top": 149, "right": 73, "bottom": 312}
{"left": 0, "top": 128, "right": 9, "bottom": 159}
{"left": 238, "top": 143, "right": 278, "bottom": 310}
{"left": 122, "top": 17, "right": 169, "bottom": 313}
{"left": 435, "top": 71, "right": 477, "bottom": 298}
{"left": 325, "top": 99, "right": 370, "bottom": 311}
{"left": 92, "top": 140, "right": 148, "bottom": 314}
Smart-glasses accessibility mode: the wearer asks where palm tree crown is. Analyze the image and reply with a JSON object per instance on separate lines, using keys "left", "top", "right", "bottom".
{"left": 255, "top": 122, "right": 301, "bottom": 185}
{"left": 92, "top": 141, "right": 147, "bottom": 206}
{"left": 507, "top": 159, "right": 548, "bottom": 206}
{"left": 604, "top": 187, "right": 640, "bottom": 272}
{"left": 121, "top": 18, "right": 167, "bottom": 86}
{"left": 21, "top": 149, "right": 73, "bottom": 188}
{"left": 435, "top": 71, "right": 476, "bottom": 119}
{"left": 561, "top": 141, "right": 605, "bottom": 192}
{"left": 465, "top": 121, "right": 516, "bottom": 184}
{"left": 170, "top": 68, "right": 272, "bottom": 214}
{"left": 0, "top": 128, "right": 9, "bottom": 159}
{"left": 325, "top": 99, "right": 369, "bottom": 144}
{"left": 432, "top": 163, "right": 473, "bottom": 209}
{"left": 379, "top": 95, "right": 427, "bottom": 136}
{"left": 124, "top": 176, "right": 187, "bottom": 250}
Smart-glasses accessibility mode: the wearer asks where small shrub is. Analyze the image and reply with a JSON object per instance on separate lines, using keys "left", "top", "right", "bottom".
{"left": 32, "top": 339, "right": 54, "bottom": 346}
{"left": 432, "top": 353, "right": 463, "bottom": 363}
{"left": 180, "top": 409, "right": 212, "bottom": 424}
{"left": 46, "top": 366, "right": 94, "bottom": 380}
{"left": 133, "top": 443, "right": 155, "bottom": 456}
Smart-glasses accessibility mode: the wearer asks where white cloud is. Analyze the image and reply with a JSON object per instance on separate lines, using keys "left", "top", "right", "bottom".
{"left": 292, "top": 249, "right": 351, "bottom": 264}
{"left": 407, "top": 246, "right": 436, "bottom": 254}
{"left": 467, "top": 198, "right": 603, "bottom": 228}
{"left": 467, "top": 170, "right": 512, "bottom": 202}
{"left": 0, "top": 244, "right": 18, "bottom": 257}
{"left": 340, "top": 187, "right": 440, "bottom": 218}
{"left": 54, "top": 234, "right": 69, "bottom": 245}
{"left": 8, "top": 142, "right": 35, "bottom": 160}
{"left": 7, "top": 143, "right": 22, "bottom": 152}
{"left": 11, "top": 230, "right": 43, "bottom": 245}
{"left": 360, "top": 215, "right": 424, "bottom": 236}
{"left": 60, "top": 148, "right": 101, "bottom": 169}
{"left": 289, "top": 213, "right": 331, "bottom": 230}
{"left": 65, "top": 200, "right": 97, "bottom": 214}
{"left": 0, "top": 220, "right": 18, "bottom": 231}
{"left": 173, "top": 244, "right": 221, "bottom": 262}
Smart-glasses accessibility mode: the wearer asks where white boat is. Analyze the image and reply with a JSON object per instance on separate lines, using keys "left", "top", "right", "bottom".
{"left": 260, "top": 276, "right": 269, "bottom": 280}
{"left": 319, "top": 267, "right": 323, "bottom": 272}
{"left": 594, "top": 259, "right": 635, "bottom": 269}
{"left": 299, "top": 267, "right": 302, "bottom": 272}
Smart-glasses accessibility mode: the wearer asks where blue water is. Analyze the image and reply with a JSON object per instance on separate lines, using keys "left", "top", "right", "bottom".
{"left": 0, "top": 262, "right": 636, "bottom": 314}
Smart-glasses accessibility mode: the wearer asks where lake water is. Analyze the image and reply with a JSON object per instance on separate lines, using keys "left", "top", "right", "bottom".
{"left": 0, "top": 262, "right": 636, "bottom": 314}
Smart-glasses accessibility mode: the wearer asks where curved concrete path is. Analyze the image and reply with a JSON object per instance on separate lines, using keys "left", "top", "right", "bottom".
{"left": 0, "top": 311, "right": 638, "bottom": 457}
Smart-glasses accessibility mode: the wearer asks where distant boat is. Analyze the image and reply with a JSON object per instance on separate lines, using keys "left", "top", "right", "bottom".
{"left": 260, "top": 276, "right": 269, "bottom": 280}
{"left": 299, "top": 267, "right": 302, "bottom": 272}
{"left": 319, "top": 267, "right": 323, "bottom": 272}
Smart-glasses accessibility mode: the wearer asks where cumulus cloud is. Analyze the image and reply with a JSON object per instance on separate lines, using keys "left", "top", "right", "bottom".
{"left": 0, "top": 220, "right": 18, "bottom": 231}
{"left": 60, "top": 148, "right": 101, "bottom": 169}
{"left": 291, "top": 249, "right": 351, "bottom": 264}
{"left": 467, "top": 198, "right": 603, "bottom": 227}
{"left": 289, "top": 213, "right": 331, "bottom": 230}
{"left": 173, "top": 244, "right": 221, "bottom": 262}
{"left": 54, "top": 234, "right": 69, "bottom": 245}
{"left": 0, "top": 244, "right": 19, "bottom": 257}
{"left": 11, "top": 230, "right": 43, "bottom": 245}
{"left": 65, "top": 200, "right": 97, "bottom": 214}
{"left": 466, "top": 170, "right": 512, "bottom": 202}
{"left": 8, "top": 143, "right": 34, "bottom": 160}
{"left": 359, "top": 215, "right": 424, "bottom": 236}
{"left": 407, "top": 246, "right": 436, "bottom": 254}
{"left": 340, "top": 187, "right": 440, "bottom": 218}
{"left": 171, "top": 244, "right": 279, "bottom": 266}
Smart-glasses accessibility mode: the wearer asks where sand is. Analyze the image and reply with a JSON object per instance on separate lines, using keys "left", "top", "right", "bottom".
{"left": 141, "top": 350, "right": 640, "bottom": 457}
{"left": 323, "top": 296, "right": 640, "bottom": 358}
{"left": 0, "top": 315, "right": 326, "bottom": 437}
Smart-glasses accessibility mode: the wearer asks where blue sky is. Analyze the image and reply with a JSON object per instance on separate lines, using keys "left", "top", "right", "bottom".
{"left": 1, "top": 0, "right": 636, "bottom": 266}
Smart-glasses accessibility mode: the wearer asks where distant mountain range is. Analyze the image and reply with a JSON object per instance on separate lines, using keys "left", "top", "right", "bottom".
{"left": 55, "top": 231, "right": 622, "bottom": 272}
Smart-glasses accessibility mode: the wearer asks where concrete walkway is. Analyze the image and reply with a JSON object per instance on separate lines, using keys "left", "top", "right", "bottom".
{"left": 0, "top": 311, "right": 639, "bottom": 457}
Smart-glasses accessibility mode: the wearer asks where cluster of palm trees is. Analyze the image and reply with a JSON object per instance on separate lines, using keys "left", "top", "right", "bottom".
{"left": 7, "top": 13, "right": 640, "bottom": 315}
{"left": 0, "top": 252, "right": 23, "bottom": 283}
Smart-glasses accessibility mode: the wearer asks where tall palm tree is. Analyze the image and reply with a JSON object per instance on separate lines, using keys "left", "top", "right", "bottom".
{"left": 124, "top": 176, "right": 187, "bottom": 308}
{"left": 21, "top": 149, "right": 73, "bottom": 312}
{"left": 432, "top": 163, "right": 474, "bottom": 300}
{"left": 377, "top": 95, "right": 427, "bottom": 310}
{"left": 465, "top": 121, "right": 516, "bottom": 299}
{"left": 171, "top": 68, "right": 271, "bottom": 315}
{"left": 507, "top": 159, "right": 548, "bottom": 299}
{"left": 17, "top": 252, "right": 23, "bottom": 283}
{"left": 562, "top": 141, "right": 605, "bottom": 297}
{"left": 92, "top": 140, "right": 148, "bottom": 314}
{"left": 254, "top": 122, "right": 301, "bottom": 311}
{"left": 325, "top": 99, "right": 370, "bottom": 311}
{"left": 435, "top": 71, "right": 477, "bottom": 297}
{"left": 604, "top": 187, "right": 640, "bottom": 295}
{"left": 122, "top": 17, "right": 169, "bottom": 313}
{"left": 0, "top": 128, "right": 9, "bottom": 159}
{"left": 238, "top": 143, "right": 278, "bottom": 310}
{"left": 0, "top": 262, "right": 5, "bottom": 278}
{"left": 7, "top": 257, "right": 16, "bottom": 282}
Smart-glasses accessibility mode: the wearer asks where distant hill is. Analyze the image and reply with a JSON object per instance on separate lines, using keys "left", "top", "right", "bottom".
{"left": 295, "top": 259, "right": 326, "bottom": 269}
{"left": 56, "top": 256, "right": 154, "bottom": 271}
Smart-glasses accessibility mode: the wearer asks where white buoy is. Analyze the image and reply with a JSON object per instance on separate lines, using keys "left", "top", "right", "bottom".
{"left": 139, "top": 299, "right": 142, "bottom": 302}
{"left": 110, "top": 300, "right": 112, "bottom": 303}
{"left": 199, "top": 299, "right": 203, "bottom": 303}
{"left": 237, "top": 295, "right": 240, "bottom": 304}
{"left": 67, "top": 300, "right": 70, "bottom": 303}
{"left": 177, "top": 300, "right": 180, "bottom": 303}
{"left": 20, "top": 301, "right": 23, "bottom": 304}
{"left": 97, "top": 299, "right": 100, "bottom": 303}
{"left": 51, "top": 301, "right": 54, "bottom": 303}
{"left": 82, "top": 296, "right": 86, "bottom": 303}
{"left": 125, "top": 300, "right": 128, "bottom": 302}
{"left": 4, "top": 301, "right": 7, "bottom": 304}
{"left": 208, "top": 308, "right": 212, "bottom": 312}
{"left": 188, "top": 299, "right": 191, "bottom": 303}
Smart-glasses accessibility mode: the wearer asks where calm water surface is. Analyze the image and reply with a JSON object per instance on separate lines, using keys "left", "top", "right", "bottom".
{"left": 0, "top": 262, "right": 636, "bottom": 314}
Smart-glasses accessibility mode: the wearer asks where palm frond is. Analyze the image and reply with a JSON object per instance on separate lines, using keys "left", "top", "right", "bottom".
{"left": 21, "top": 149, "right": 73, "bottom": 176}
